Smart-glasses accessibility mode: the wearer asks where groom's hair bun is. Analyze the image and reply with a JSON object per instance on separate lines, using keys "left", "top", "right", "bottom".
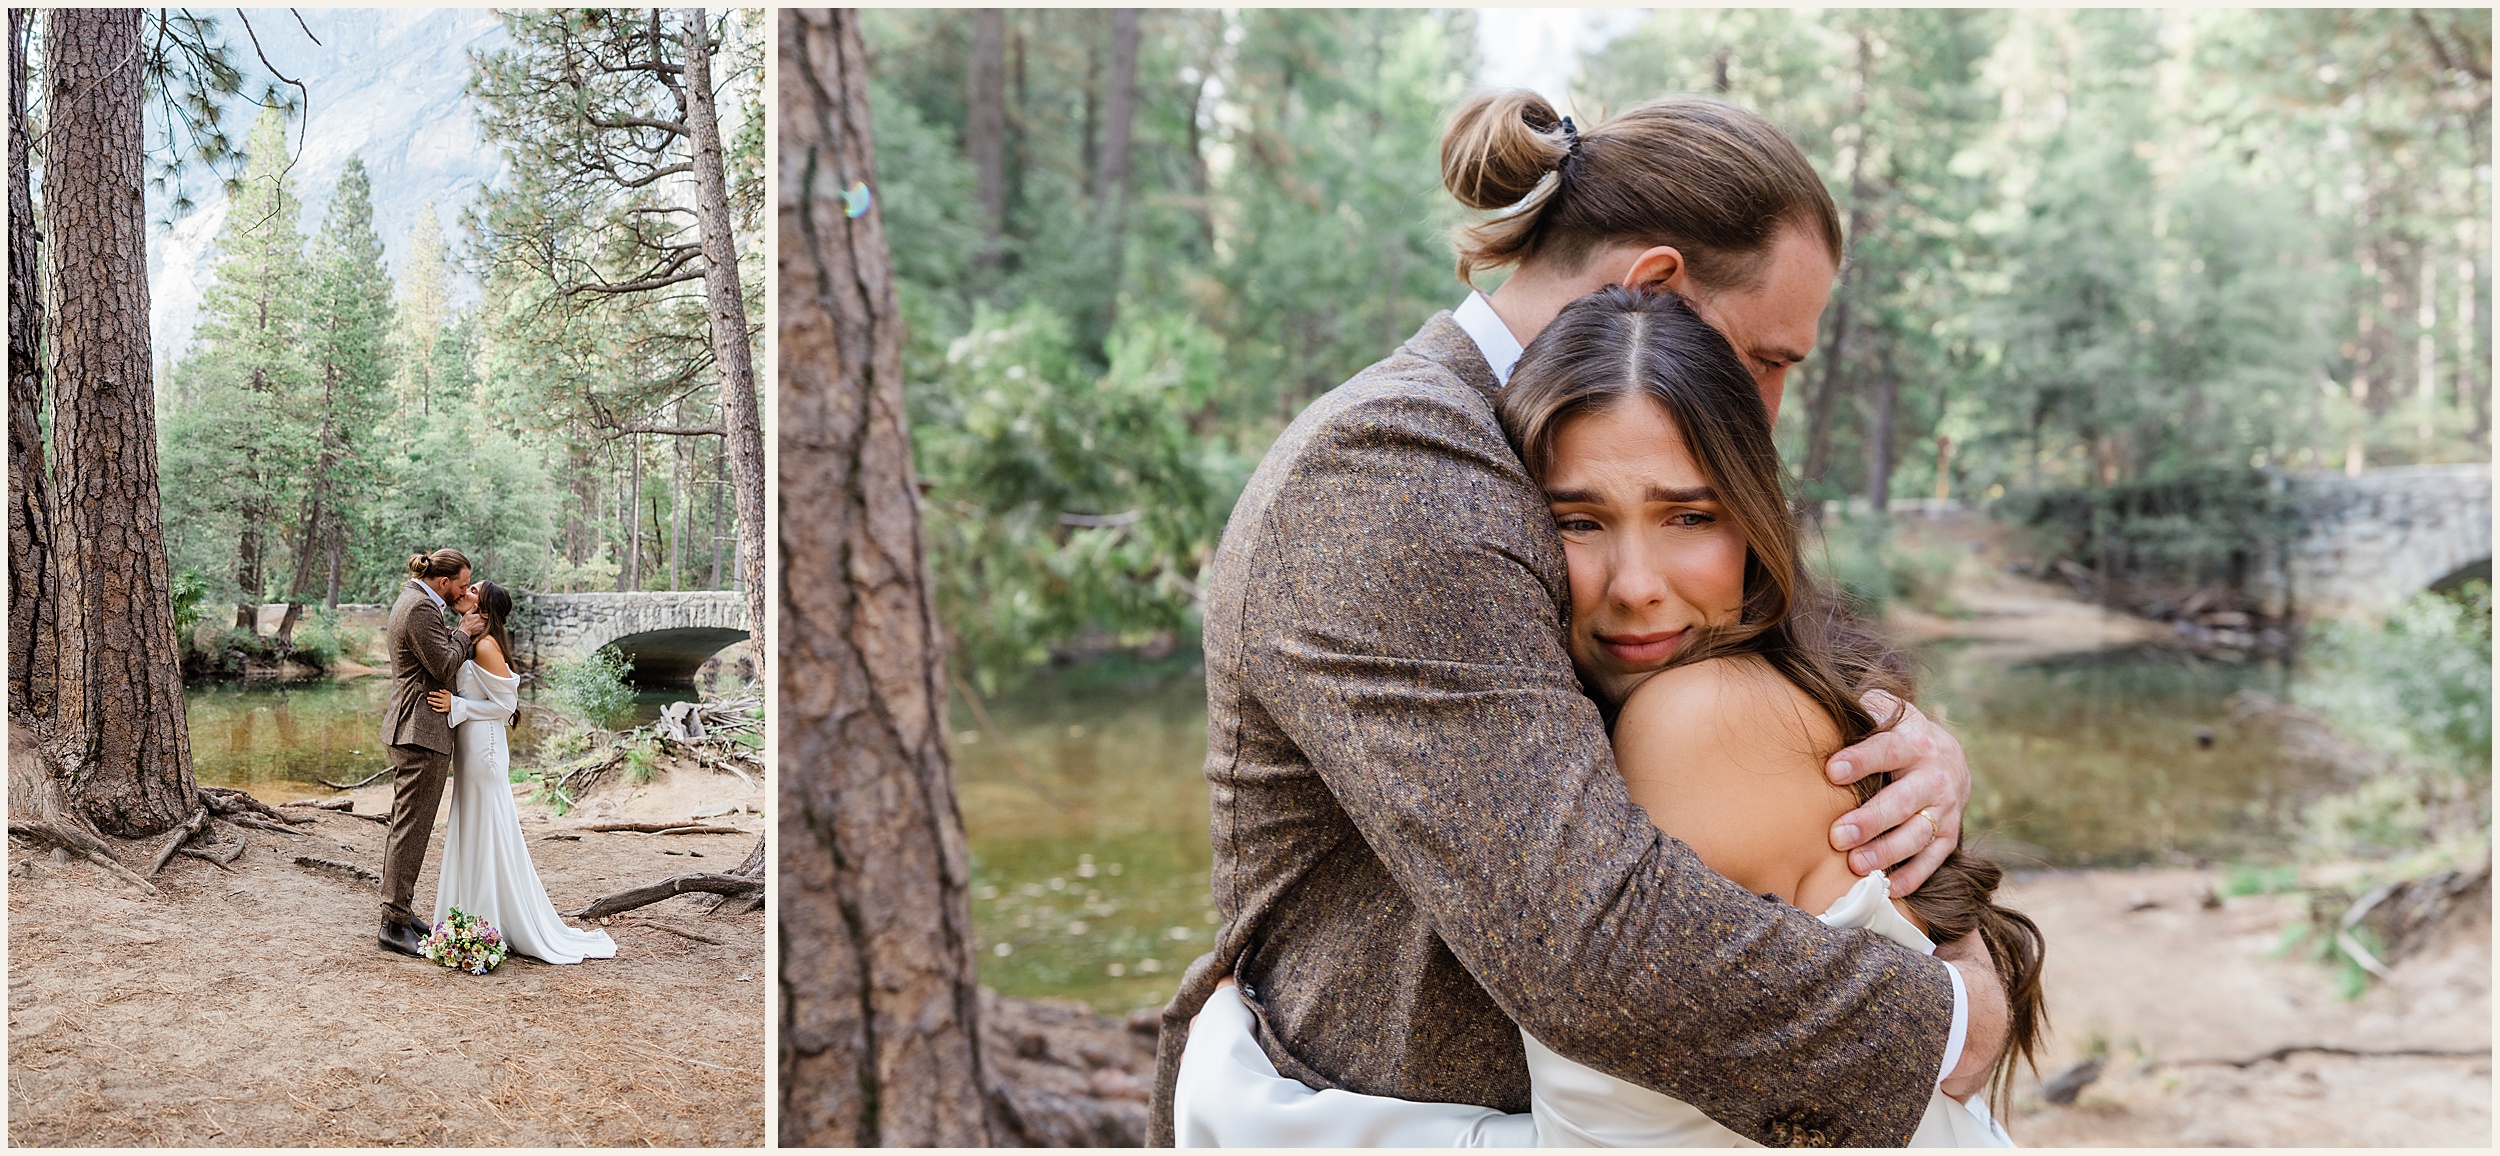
{"left": 1440, "top": 88, "right": 1573, "bottom": 212}
{"left": 409, "top": 549, "right": 472, "bottom": 580}
{"left": 1440, "top": 90, "right": 1842, "bottom": 292}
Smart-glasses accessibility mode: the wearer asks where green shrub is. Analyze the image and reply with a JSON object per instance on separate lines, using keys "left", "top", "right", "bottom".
{"left": 623, "top": 739, "right": 658, "bottom": 786}
{"left": 289, "top": 608, "right": 344, "bottom": 669}
{"left": 171, "top": 570, "right": 209, "bottom": 637}
{"left": 545, "top": 645, "right": 636, "bottom": 725}
{"left": 2297, "top": 582, "right": 2492, "bottom": 778}
{"left": 1999, "top": 466, "right": 2298, "bottom": 598}
{"left": 1811, "top": 514, "right": 1960, "bottom": 617}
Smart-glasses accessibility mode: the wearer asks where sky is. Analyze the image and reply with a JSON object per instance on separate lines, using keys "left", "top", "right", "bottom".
{"left": 145, "top": 7, "right": 1643, "bottom": 357}
{"left": 1474, "top": 8, "right": 1649, "bottom": 116}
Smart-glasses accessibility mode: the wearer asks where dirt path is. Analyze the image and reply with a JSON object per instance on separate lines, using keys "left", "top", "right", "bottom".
{"left": 1995, "top": 867, "right": 2489, "bottom": 1146}
{"left": 7, "top": 765, "right": 766, "bottom": 1147}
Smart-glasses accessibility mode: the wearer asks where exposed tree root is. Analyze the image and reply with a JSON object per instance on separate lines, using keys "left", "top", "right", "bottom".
{"left": 6, "top": 821, "right": 159, "bottom": 896}
{"left": 286, "top": 798, "right": 355, "bottom": 812}
{"left": 175, "top": 837, "right": 246, "bottom": 872}
{"left": 585, "top": 821, "right": 707, "bottom": 834}
{"left": 200, "top": 787, "right": 309, "bottom": 825}
{"left": 293, "top": 856, "right": 381, "bottom": 886}
{"left": 567, "top": 872, "right": 761, "bottom": 920}
{"left": 315, "top": 767, "right": 394, "bottom": 791}
{"left": 2171, "top": 1044, "right": 2492, "bottom": 1069}
{"left": 229, "top": 813, "right": 312, "bottom": 837}
{"left": 633, "top": 920, "right": 725, "bottom": 945}
{"left": 144, "top": 806, "right": 211, "bottom": 876}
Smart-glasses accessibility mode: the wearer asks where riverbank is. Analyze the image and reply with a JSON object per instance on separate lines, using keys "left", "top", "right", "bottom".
{"left": 5, "top": 756, "right": 766, "bottom": 1146}
{"left": 1997, "top": 864, "right": 2488, "bottom": 1145}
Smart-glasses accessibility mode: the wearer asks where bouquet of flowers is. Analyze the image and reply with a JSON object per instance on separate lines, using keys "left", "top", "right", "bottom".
{"left": 421, "top": 907, "right": 510, "bottom": 974}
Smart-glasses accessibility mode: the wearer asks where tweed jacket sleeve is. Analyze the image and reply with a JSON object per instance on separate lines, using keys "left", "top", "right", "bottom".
{"left": 1212, "top": 337, "right": 1956, "bottom": 1145}
{"left": 408, "top": 590, "right": 475, "bottom": 687}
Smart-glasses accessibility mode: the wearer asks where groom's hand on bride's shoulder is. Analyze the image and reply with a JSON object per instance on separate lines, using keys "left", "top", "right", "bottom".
{"left": 1822, "top": 689, "right": 1969, "bottom": 895}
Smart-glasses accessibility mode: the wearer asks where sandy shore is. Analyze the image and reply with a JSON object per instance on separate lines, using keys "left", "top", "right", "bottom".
{"left": 1993, "top": 866, "right": 2489, "bottom": 1146}
{"left": 7, "top": 763, "right": 766, "bottom": 1147}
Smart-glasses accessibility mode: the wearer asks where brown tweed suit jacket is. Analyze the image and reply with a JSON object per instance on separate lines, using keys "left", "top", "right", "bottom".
{"left": 381, "top": 581, "right": 473, "bottom": 754}
{"left": 1149, "top": 312, "right": 1956, "bottom": 1147}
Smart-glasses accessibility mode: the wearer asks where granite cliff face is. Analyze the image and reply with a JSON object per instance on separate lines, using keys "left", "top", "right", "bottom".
{"left": 146, "top": 9, "right": 508, "bottom": 358}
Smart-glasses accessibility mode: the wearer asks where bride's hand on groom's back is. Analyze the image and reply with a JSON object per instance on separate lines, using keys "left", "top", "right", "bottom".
{"left": 1820, "top": 689, "right": 1968, "bottom": 895}
{"left": 427, "top": 689, "right": 453, "bottom": 713}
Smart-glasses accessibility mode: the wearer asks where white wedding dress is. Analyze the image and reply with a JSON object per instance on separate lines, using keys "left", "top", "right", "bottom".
{"left": 432, "top": 659, "right": 617, "bottom": 965}
{"left": 1175, "top": 871, "right": 2013, "bottom": 1148}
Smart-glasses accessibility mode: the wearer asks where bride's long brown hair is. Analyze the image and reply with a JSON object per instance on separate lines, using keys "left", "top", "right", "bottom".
{"left": 1498, "top": 285, "right": 2046, "bottom": 1112}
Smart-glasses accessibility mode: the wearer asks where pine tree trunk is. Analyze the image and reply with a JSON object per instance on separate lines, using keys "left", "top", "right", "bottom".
{"left": 8, "top": 9, "right": 55, "bottom": 727}
{"left": 967, "top": 9, "right": 1008, "bottom": 276}
{"left": 778, "top": 9, "right": 995, "bottom": 1146}
{"left": 1802, "top": 30, "right": 1877, "bottom": 487}
{"left": 682, "top": 9, "right": 768, "bottom": 645}
{"left": 1093, "top": 8, "right": 1142, "bottom": 334}
{"left": 40, "top": 7, "right": 199, "bottom": 838}
{"left": 1864, "top": 361, "right": 1896, "bottom": 512}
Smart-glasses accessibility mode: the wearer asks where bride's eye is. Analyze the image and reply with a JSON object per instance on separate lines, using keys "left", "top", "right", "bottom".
{"left": 1665, "top": 511, "right": 1713, "bottom": 528}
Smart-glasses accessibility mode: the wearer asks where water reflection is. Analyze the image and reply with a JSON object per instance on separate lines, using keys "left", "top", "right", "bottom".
{"left": 954, "top": 643, "right": 2344, "bottom": 1012}
{"left": 183, "top": 676, "right": 675, "bottom": 792}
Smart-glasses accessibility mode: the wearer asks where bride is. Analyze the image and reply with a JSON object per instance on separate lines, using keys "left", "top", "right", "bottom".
{"left": 424, "top": 580, "right": 618, "bottom": 965}
{"left": 1174, "top": 288, "right": 2044, "bottom": 1146}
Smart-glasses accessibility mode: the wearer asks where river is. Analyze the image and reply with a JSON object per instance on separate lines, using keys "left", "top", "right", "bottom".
{"left": 950, "top": 641, "right": 2346, "bottom": 1014}
{"left": 183, "top": 675, "right": 678, "bottom": 793}
{"left": 180, "top": 638, "right": 2352, "bottom": 1016}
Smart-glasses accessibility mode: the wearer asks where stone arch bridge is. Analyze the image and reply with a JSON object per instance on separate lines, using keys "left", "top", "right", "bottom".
{"left": 513, "top": 591, "right": 750, "bottom": 686}
{"left": 2277, "top": 463, "right": 2491, "bottom": 620}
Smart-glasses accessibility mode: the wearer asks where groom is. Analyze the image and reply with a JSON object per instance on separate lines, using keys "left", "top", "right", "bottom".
{"left": 377, "top": 549, "right": 487, "bottom": 957}
{"left": 1152, "top": 307, "right": 1996, "bottom": 1145}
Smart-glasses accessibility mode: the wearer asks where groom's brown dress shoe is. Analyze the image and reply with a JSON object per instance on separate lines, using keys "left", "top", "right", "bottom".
{"left": 404, "top": 916, "right": 435, "bottom": 943}
{"left": 379, "top": 920, "right": 426, "bottom": 957}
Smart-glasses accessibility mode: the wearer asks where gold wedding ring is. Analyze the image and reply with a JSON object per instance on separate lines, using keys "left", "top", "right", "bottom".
{"left": 1917, "top": 807, "right": 1942, "bottom": 843}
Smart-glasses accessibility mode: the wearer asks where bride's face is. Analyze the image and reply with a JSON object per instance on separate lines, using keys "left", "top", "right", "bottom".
{"left": 454, "top": 586, "right": 481, "bottom": 614}
{"left": 1544, "top": 396, "right": 1748, "bottom": 705}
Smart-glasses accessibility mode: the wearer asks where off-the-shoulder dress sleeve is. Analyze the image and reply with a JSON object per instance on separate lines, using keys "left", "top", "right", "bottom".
{"left": 444, "top": 668, "right": 519, "bottom": 730}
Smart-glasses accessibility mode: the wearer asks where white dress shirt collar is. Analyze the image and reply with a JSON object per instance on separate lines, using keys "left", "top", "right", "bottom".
{"left": 415, "top": 579, "right": 449, "bottom": 616}
{"left": 1451, "top": 290, "right": 1524, "bottom": 388}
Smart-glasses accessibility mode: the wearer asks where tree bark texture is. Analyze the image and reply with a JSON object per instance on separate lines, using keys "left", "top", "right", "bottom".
{"left": 40, "top": 8, "right": 199, "bottom": 838}
{"left": 680, "top": 10, "right": 768, "bottom": 646}
{"left": 966, "top": 9, "right": 1008, "bottom": 276}
{"left": 778, "top": 10, "right": 995, "bottom": 1146}
{"left": 9, "top": 9, "right": 55, "bottom": 725}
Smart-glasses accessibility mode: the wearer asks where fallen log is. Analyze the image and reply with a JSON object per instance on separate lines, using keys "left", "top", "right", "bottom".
{"left": 229, "top": 813, "right": 312, "bottom": 837}
{"left": 315, "top": 767, "right": 394, "bottom": 791}
{"left": 6, "top": 821, "right": 160, "bottom": 896}
{"left": 584, "top": 821, "right": 699, "bottom": 833}
{"left": 567, "top": 872, "right": 762, "bottom": 919}
{"left": 293, "top": 856, "right": 381, "bottom": 886}
{"left": 144, "top": 807, "right": 212, "bottom": 877}
{"left": 286, "top": 798, "right": 354, "bottom": 812}
{"left": 331, "top": 809, "right": 389, "bottom": 825}
{"left": 703, "top": 834, "right": 767, "bottom": 914}
{"left": 659, "top": 825, "right": 746, "bottom": 836}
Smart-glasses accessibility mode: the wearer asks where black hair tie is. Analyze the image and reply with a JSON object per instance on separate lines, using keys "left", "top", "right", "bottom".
{"left": 1558, "top": 115, "right": 1582, "bottom": 171}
